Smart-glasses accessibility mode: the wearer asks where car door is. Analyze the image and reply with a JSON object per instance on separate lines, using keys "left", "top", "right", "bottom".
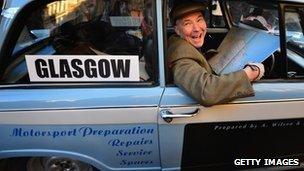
{"left": 159, "top": 0, "right": 304, "bottom": 170}
{"left": 0, "top": 0, "right": 164, "bottom": 170}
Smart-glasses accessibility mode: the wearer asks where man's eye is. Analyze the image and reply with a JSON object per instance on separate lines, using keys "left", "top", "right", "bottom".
{"left": 183, "top": 22, "right": 190, "bottom": 26}
{"left": 198, "top": 18, "right": 204, "bottom": 22}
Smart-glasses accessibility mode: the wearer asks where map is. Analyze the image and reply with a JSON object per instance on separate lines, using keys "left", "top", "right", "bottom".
{"left": 208, "top": 27, "right": 280, "bottom": 74}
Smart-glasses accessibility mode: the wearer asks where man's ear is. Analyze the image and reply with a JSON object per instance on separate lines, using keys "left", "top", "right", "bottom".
{"left": 174, "top": 26, "right": 181, "bottom": 36}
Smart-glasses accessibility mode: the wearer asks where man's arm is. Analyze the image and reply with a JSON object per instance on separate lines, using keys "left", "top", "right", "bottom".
{"left": 172, "top": 58, "right": 255, "bottom": 106}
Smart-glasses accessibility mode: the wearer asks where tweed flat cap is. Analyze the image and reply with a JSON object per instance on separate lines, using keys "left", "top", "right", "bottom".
{"left": 170, "top": 2, "right": 207, "bottom": 25}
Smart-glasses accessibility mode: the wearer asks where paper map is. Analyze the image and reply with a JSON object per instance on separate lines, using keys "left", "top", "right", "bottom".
{"left": 208, "top": 27, "right": 280, "bottom": 74}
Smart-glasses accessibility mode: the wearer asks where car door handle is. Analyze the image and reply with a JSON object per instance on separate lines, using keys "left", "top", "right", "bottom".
{"left": 160, "top": 108, "right": 200, "bottom": 122}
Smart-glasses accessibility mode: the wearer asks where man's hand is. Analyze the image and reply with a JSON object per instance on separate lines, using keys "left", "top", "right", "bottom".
{"left": 243, "top": 63, "right": 265, "bottom": 82}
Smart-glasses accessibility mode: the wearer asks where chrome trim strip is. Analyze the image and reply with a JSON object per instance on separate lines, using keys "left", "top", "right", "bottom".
{"left": 160, "top": 98, "right": 304, "bottom": 108}
{"left": 231, "top": 98, "right": 304, "bottom": 104}
{"left": 0, "top": 107, "right": 158, "bottom": 124}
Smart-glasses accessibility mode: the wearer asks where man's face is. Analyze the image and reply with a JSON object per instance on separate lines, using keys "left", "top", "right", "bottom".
{"left": 174, "top": 12, "right": 207, "bottom": 48}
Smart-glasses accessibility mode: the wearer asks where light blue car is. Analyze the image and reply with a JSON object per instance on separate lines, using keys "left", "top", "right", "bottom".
{"left": 0, "top": 0, "right": 304, "bottom": 170}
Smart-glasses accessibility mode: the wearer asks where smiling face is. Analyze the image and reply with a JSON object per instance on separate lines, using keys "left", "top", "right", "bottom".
{"left": 174, "top": 11, "right": 207, "bottom": 48}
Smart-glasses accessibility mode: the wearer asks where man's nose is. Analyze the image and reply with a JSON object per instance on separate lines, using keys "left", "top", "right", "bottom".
{"left": 192, "top": 23, "right": 200, "bottom": 31}
{"left": 193, "top": 22, "right": 205, "bottom": 32}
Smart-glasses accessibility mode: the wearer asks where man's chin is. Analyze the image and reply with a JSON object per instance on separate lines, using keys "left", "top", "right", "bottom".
{"left": 192, "top": 41, "right": 204, "bottom": 48}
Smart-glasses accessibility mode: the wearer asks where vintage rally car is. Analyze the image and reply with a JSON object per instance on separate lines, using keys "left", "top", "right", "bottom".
{"left": 0, "top": 0, "right": 304, "bottom": 170}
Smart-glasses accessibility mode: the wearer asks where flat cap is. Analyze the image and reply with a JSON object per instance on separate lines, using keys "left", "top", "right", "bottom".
{"left": 170, "top": 2, "right": 207, "bottom": 25}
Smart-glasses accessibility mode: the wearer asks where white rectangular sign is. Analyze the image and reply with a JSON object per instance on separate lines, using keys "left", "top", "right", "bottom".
{"left": 25, "top": 55, "right": 140, "bottom": 82}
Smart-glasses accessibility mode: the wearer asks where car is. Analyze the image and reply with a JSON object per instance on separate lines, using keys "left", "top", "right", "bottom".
{"left": 0, "top": 0, "right": 303, "bottom": 170}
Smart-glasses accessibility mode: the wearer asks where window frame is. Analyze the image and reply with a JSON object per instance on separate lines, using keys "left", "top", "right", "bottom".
{"left": 208, "top": 0, "right": 228, "bottom": 28}
{"left": 281, "top": 4, "right": 304, "bottom": 79}
{"left": 279, "top": 2, "right": 304, "bottom": 80}
{"left": 164, "top": 0, "right": 229, "bottom": 85}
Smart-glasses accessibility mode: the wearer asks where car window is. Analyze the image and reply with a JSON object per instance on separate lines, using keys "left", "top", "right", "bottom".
{"left": 226, "top": 0, "right": 304, "bottom": 80}
{"left": 1, "top": 0, "right": 157, "bottom": 85}
{"left": 227, "top": 0, "right": 279, "bottom": 34}
{"left": 210, "top": 0, "right": 225, "bottom": 28}
{"left": 285, "top": 8, "right": 304, "bottom": 79}
{"left": 165, "top": 0, "right": 227, "bottom": 85}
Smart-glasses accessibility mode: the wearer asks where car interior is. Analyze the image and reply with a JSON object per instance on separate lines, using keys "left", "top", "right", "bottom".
{"left": 0, "top": 0, "right": 157, "bottom": 84}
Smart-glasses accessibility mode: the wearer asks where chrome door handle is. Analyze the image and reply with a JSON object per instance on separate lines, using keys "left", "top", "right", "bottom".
{"left": 160, "top": 108, "right": 200, "bottom": 122}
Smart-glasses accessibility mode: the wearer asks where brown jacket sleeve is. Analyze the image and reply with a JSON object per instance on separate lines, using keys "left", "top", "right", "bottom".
{"left": 172, "top": 58, "right": 254, "bottom": 106}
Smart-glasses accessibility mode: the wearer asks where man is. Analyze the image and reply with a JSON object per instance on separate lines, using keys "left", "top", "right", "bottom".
{"left": 167, "top": 2, "right": 264, "bottom": 106}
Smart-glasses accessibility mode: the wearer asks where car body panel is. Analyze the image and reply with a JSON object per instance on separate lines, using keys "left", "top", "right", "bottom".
{"left": 0, "top": 123, "right": 160, "bottom": 170}
{"left": 0, "top": 87, "right": 163, "bottom": 170}
{"left": 161, "top": 83, "right": 304, "bottom": 107}
{"left": 158, "top": 100, "right": 304, "bottom": 170}
{"left": 0, "top": 87, "right": 164, "bottom": 111}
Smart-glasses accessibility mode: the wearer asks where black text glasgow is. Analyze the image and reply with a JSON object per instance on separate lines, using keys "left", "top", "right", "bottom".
{"left": 34, "top": 58, "right": 131, "bottom": 78}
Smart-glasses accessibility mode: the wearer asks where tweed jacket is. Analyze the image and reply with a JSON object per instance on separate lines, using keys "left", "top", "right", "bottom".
{"left": 167, "top": 34, "right": 255, "bottom": 106}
